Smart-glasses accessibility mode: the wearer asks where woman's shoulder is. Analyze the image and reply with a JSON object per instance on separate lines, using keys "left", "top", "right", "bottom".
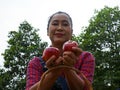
{"left": 81, "top": 51, "right": 92, "bottom": 55}
{"left": 28, "top": 56, "right": 41, "bottom": 66}
{"left": 82, "top": 51, "right": 95, "bottom": 61}
{"left": 30, "top": 56, "right": 40, "bottom": 62}
{"left": 81, "top": 51, "right": 94, "bottom": 57}
{"left": 79, "top": 51, "right": 95, "bottom": 61}
{"left": 27, "top": 56, "right": 44, "bottom": 76}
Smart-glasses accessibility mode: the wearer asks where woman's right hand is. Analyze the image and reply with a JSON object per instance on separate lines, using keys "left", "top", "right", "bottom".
{"left": 45, "top": 55, "right": 62, "bottom": 68}
{"left": 45, "top": 55, "right": 63, "bottom": 75}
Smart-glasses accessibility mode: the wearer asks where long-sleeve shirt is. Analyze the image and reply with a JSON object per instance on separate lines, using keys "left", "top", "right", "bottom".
{"left": 25, "top": 51, "right": 95, "bottom": 90}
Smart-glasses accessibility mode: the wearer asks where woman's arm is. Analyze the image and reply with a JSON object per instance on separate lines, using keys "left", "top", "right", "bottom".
{"left": 62, "top": 50, "right": 85, "bottom": 90}
{"left": 62, "top": 47, "right": 95, "bottom": 90}
{"left": 64, "top": 68, "right": 85, "bottom": 90}
{"left": 25, "top": 57, "right": 42, "bottom": 90}
{"left": 29, "top": 70, "right": 61, "bottom": 90}
{"left": 65, "top": 52, "right": 95, "bottom": 90}
{"left": 36, "top": 68, "right": 62, "bottom": 90}
{"left": 80, "top": 52, "right": 95, "bottom": 83}
{"left": 28, "top": 56, "right": 63, "bottom": 90}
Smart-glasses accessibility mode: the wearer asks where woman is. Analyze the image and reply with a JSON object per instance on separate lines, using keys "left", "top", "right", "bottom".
{"left": 26, "top": 11, "right": 95, "bottom": 90}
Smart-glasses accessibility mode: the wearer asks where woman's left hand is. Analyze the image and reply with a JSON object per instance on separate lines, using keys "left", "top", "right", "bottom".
{"left": 62, "top": 47, "right": 83, "bottom": 67}
{"left": 62, "top": 51, "right": 77, "bottom": 67}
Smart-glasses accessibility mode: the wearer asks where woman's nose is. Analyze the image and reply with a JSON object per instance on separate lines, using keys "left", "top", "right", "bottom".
{"left": 57, "top": 25, "right": 63, "bottom": 30}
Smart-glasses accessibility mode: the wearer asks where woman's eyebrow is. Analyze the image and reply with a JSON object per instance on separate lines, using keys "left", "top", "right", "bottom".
{"left": 51, "top": 19, "right": 70, "bottom": 24}
{"left": 62, "top": 20, "right": 69, "bottom": 22}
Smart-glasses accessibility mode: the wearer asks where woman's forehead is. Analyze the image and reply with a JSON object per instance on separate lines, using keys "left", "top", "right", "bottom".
{"left": 51, "top": 13, "right": 70, "bottom": 21}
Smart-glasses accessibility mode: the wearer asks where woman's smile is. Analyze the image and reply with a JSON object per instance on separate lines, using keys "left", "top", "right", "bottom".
{"left": 54, "top": 33, "right": 65, "bottom": 37}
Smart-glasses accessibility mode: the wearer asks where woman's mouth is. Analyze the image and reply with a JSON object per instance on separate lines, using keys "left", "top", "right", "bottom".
{"left": 54, "top": 33, "right": 64, "bottom": 37}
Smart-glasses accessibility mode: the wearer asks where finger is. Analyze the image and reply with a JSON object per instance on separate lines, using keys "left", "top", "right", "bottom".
{"left": 63, "top": 55, "right": 76, "bottom": 66}
{"left": 55, "top": 56, "right": 63, "bottom": 65}
{"left": 46, "top": 55, "right": 56, "bottom": 67}
{"left": 63, "top": 51, "right": 76, "bottom": 60}
{"left": 72, "top": 47, "right": 83, "bottom": 56}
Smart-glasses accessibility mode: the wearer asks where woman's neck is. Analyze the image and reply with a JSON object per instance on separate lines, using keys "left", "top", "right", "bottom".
{"left": 51, "top": 41, "right": 64, "bottom": 48}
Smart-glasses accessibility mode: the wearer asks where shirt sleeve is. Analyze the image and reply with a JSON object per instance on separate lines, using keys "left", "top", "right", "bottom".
{"left": 80, "top": 52, "right": 95, "bottom": 83}
{"left": 25, "top": 57, "right": 43, "bottom": 90}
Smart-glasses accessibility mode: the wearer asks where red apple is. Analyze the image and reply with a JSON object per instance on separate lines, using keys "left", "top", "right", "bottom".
{"left": 42, "top": 47, "right": 60, "bottom": 61}
{"left": 63, "top": 40, "right": 78, "bottom": 51}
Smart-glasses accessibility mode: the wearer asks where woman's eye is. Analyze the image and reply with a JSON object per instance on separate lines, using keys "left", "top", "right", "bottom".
{"left": 52, "top": 22, "right": 58, "bottom": 26}
{"left": 63, "top": 23, "right": 69, "bottom": 26}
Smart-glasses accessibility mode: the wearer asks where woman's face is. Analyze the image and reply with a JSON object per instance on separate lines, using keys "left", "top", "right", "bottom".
{"left": 47, "top": 13, "right": 73, "bottom": 45}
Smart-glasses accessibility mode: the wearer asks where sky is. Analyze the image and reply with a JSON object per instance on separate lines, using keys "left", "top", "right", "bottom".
{"left": 0, "top": 0, "right": 120, "bottom": 67}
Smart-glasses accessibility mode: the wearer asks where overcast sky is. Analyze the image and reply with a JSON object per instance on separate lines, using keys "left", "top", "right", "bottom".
{"left": 0, "top": 0, "right": 120, "bottom": 67}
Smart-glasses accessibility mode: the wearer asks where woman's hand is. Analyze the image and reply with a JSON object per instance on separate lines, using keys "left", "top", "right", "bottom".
{"left": 62, "top": 47, "right": 83, "bottom": 67}
{"left": 62, "top": 47, "right": 85, "bottom": 90}
{"left": 62, "top": 51, "right": 76, "bottom": 67}
{"left": 45, "top": 55, "right": 56, "bottom": 68}
{"left": 46, "top": 55, "right": 63, "bottom": 68}
{"left": 72, "top": 47, "right": 83, "bottom": 57}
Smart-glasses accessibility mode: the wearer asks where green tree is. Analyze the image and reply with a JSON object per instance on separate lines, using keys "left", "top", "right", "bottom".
{"left": 0, "top": 21, "right": 48, "bottom": 90}
{"left": 75, "top": 6, "right": 120, "bottom": 90}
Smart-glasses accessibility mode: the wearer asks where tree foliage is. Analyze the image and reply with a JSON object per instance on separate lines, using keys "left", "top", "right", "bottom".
{"left": 74, "top": 6, "right": 120, "bottom": 90}
{"left": 0, "top": 21, "right": 48, "bottom": 90}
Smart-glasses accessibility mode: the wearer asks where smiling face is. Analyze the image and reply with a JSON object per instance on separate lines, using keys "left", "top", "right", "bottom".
{"left": 47, "top": 13, "right": 73, "bottom": 46}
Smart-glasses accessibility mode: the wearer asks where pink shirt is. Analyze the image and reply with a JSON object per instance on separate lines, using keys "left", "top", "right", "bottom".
{"left": 26, "top": 51, "right": 95, "bottom": 90}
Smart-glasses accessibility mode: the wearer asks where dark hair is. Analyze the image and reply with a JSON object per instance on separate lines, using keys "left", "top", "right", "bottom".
{"left": 47, "top": 11, "right": 73, "bottom": 30}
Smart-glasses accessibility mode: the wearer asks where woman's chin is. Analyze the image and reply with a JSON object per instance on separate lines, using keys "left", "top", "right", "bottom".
{"left": 53, "top": 39, "right": 66, "bottom": 44}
